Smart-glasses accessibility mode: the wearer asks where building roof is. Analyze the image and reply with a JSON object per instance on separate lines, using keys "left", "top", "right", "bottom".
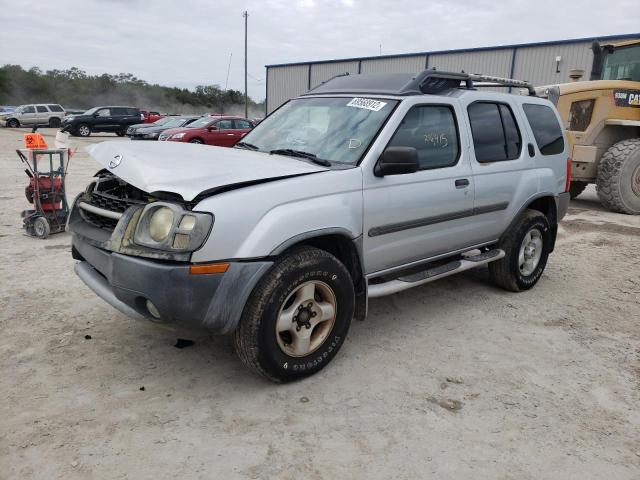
{"left": 265, "top": 33, "right": 640, "bottom": 68}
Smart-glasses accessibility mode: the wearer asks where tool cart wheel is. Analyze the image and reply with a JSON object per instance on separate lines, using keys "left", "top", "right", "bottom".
{"left": 33, "top": 216, "right": 50, "bottom": 239}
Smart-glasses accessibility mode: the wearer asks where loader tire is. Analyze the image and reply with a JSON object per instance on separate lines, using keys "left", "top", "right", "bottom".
{"left": 596, "top": 138, "right": 640, "bottom": 215}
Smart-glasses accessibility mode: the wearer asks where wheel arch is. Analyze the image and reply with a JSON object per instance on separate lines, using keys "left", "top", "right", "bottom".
{"left": 504, "top": 194, "right": 559, "bottom": 253}
{"left": 272, "top": 229, "right": 367, "bottom": 320}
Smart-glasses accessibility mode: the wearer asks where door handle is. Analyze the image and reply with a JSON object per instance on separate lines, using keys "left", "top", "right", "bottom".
{"left": 455, "top": 178, "right": 470, "bottom": 188}
{"left": 226, "top": 133, "right": 235, "bottom": 136}
{"left": 527, "top": 143, "right": 535, "bottom": 157}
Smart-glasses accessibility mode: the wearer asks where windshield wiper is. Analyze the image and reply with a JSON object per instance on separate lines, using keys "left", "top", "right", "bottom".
{"left": 234, "top": 141, "right": 259, "bottom": 151}
{"left": 269, "top": 149, "right": 331, "bottom": 166}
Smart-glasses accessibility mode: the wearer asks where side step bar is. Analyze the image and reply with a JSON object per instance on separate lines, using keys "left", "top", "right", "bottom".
{"left": 368, "top": 249, "right": 505, "bottom": 298}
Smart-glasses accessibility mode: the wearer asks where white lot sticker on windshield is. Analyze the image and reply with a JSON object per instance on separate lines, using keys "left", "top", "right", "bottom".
{"left": 346, "top": 98, "right": 387, "bottom": 111}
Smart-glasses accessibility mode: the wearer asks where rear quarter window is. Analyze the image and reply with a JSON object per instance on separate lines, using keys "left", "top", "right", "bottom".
{"left": 523, "top": 104, "right": 565, "bottom": 155}
{"left": 48, "top": 104, "right": 64, "bottom": 112}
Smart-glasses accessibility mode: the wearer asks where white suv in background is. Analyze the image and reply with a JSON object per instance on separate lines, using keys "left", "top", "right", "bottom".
{"left": 1, "top": 104, "right": 66, "bottom": 128}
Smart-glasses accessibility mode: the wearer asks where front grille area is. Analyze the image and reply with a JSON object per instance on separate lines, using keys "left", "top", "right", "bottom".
{"left": 80, "top": 175, "right": 150, "bottom": 231}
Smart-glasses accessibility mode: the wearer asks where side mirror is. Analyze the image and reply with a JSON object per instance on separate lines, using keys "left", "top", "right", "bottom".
{"left": 207, "top": 126, "right": 217, "bottom": 131}
{"left": 374, "top": 147, "right": 419, "bottom": 177}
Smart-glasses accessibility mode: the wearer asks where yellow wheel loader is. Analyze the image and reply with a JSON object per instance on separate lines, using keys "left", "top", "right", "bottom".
{"left": 539, "top": 39, "right": 640, "bottom": 214}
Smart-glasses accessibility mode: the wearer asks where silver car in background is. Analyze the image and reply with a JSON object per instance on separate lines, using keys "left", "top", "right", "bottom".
{"left": 1, "top": 103, "right": 66, "bottom": 128}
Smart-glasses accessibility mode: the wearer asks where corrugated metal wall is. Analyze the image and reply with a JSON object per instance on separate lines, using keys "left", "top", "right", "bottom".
{"left": 310, "top": 61, "right": 360, "bottom": 89}
{"left": 360, "top": 55, "right": 426, "bottom": 74}
{"left": 513, "top": 42, "right": 592, "bottom": 86}
{"left": 265, "top": 35, "right": 639, "bottom": 113}
{"left": 428, "top": 49, "right": 514, "bottom": 77}
{"left": 266, "top": 64, "right": 309, "bottom": 114}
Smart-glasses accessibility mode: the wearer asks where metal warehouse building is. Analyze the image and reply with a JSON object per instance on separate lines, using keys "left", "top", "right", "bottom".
{"left": 265, "top": 33, "right": 639, "bottom": 114}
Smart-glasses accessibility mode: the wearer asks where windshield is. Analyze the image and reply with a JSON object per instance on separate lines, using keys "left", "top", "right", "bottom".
{"left": 602, "top": 44, "right": 640, "bottom": 81}
{"left": 162, "top": 117, "right": 191, "bottom": 128}
{"left": 187, "top": 117, "right": 215, "bottom": 128}
{"left": 239, "top": 96, "right": 398, "bottom": 164}
{"left": 152, "top": 117, "right": 172, "bottom": 126}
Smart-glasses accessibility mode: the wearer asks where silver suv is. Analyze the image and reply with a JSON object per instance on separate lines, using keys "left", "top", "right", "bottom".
{"left": 69, "top": 70, "right": 571, "bottom": 382}
{"left": 1, "top": 103, "right": 66, "bottom": 128}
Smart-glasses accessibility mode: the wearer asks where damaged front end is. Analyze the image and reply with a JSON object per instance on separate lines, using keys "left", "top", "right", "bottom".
{"left": 70, "top": 171, "right": 212, "bottom": 262}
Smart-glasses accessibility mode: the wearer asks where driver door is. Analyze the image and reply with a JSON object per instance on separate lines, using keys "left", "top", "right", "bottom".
{"left": 362, "top": 102, "right": 477, "bottom": 275}
{"left": 93, "top": 108, "right": 114, "bottom": 131}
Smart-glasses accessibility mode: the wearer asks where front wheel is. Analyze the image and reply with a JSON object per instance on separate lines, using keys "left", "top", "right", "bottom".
{"left": 76, "top": 124, "right": 91, "bottom": 137}
{"left": 489, "top": 209, "right": 551, "bottom": 292}
{"left": 188, "top": 138, "right": 204, "bottom": 144}
{"left": 7, "top": 118, "right": 19, "bottom": 128}
{"left": 234, "top": 247, "right": 354, "bottom": 382}
{"left": 596, "top": 138, "right": 640, "bottom": 214}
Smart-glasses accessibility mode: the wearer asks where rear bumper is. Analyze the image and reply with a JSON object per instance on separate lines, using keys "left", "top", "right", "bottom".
{"left": 72, "top": 234, "right": 272, "bottom": 333}
{"left": 556, "top": 192, "right": 570, "bottom": 221}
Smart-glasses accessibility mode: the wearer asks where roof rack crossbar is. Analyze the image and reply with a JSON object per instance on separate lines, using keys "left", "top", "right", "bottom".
{"left": 302, "top": 69, "right": 536, "bottom": 97}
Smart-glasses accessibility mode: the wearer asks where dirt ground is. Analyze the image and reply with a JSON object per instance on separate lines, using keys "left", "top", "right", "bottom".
{"left": 0, "top": 127, "right": 639, "bottom": 479}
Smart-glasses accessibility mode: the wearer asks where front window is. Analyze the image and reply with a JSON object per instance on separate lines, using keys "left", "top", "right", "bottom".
{"left": 187, "top": 117, "right": 215, "bottom": 128}
{"left": 152, "top": 117, "right": 173, "bottom": 126}
{"left": 239, "top": 96, "right": 399, "bottom": 164}
{"left": 602, "top": 44, "right": 640, "bottom": 81}
{"left": 83, "top": 107, "right": 98, "bottom": 115}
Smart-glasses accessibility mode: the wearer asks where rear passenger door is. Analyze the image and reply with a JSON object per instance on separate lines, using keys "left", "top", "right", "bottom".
{"left": 462, "top": 99, "right": 535, "bottom": 243}
{"left": 231, "top": 119, "right": 253, "bottom": 144}
{"left": 35, "top": 105, "right": 50, "bottom": 124}
{"left": 362, "top": 102, "right": 476, "bottom": 274}
{"left": 212, "top": 119, "right": 236, "bottom": 147}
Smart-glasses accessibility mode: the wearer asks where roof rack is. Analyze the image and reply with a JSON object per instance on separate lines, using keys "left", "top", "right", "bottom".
{"left": 304, "top": 69, "right": 536, "bottom": 97}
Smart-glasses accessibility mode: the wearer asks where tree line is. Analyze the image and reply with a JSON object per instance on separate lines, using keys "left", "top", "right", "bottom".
{"left": 0, "top": 65, "right": 264, "bottom": 116}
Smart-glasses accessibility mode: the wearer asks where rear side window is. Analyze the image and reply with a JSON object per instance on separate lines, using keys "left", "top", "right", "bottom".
{"left": 523, "top": 104, "right": 565, "bottom": 155}
{"left": 36, "top": 105, "right": 49, "bottom": 113}
{"left": 234, "top": 119, "right": 253, "bottom": 129}
{"left": 387, "top": 105, "right": 459, "bottom": 170}
{"left": 111, "top": 107, "right": 127, "bottom": 116}
{"left": 48, "top": 104, "right": 64, "bottom": 112}
{"left": 128, "top": 108, "right": 140, "bottom": 116}
{"left": 216, "top": 120, "right": 234, "bottom": 130}
{"left": 468, "top": 102, "right": 522, "bottom": 162}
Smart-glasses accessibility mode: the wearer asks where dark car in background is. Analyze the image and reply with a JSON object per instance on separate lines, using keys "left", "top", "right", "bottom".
{"left": 159, "top": 116, "right": 253, "bottom": 146}
{"left": 61, "top": 106, "right": 143, "bottom": 137}
{"left": 127, "top": 115, "right": 201, "bottom": 140}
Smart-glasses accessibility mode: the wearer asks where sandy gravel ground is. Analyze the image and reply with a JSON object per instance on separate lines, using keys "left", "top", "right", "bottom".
{"left": 0, "top": 127, "right": 639, "bottom": 479}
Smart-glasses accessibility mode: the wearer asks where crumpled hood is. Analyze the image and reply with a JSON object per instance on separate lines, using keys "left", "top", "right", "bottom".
{"left": 85, "top": 141, "right": 328, "bottom": 201}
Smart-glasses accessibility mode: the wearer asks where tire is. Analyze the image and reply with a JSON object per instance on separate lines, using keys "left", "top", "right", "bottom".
{"left": 116, "top": 130, "right": 126, "bottom": 137}
{"left": 569, "top": 181, "right": 588, "bottom": 199}
{"left": 188, "top": 138, "right": 204, "bottom": 144}
{"left": 48, "top": 117, "right": 61, "bottom": 128}
{"left": 234, "top": 247, "right": 354, "bottom": 382}
{"left": 596, "top": 139, "right": 640, "bottom": 215}
{"left": 489, "top": 209, "right": 551, "bottom": 292}
{"left": 76, "top": 124, "right": 91, "bottom": 137}
{"left": 7, "top": 118, "right": 19, "bottom": 128}
{"left": 33, "top": 217, "right": 50, "bottom": 239}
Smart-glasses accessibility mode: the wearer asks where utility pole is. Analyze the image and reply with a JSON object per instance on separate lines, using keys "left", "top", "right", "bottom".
{"left": 243, "top": 11, "right": 248, "bottom": 119}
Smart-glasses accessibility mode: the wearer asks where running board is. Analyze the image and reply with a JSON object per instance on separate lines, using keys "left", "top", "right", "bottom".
{"left": 368, "top": 249, "right": 505, "bottom": 298}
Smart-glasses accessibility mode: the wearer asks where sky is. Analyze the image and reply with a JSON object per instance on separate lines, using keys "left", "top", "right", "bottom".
{"left": 0, "top": 0, "right": 638, "bottom": 101}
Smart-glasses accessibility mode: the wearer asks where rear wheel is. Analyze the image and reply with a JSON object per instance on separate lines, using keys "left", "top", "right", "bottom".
{"left": 48, "top": 117, "right": 61, "bottom": 128}
{"left": 489, "top": 209, "right": 550, "bottom": 292}
{"left": 234, "top": 247, "right": 354, "bottom": 382}
{"left": 569, "top": 181, "right": 588, "bottom": 199}
{"left": 76, "top": 124, "right": 91, "bottom": 137}
{"left": 7, "top": 118, "right": 19, "bottom": 128}
{"left": 596, "top": 139, "right": 640, "bottom": 214}
{"left": 33, "top": 217, "right": 50, "bottom": 239}
{"left": 116, "top": 129, "right": 126, "bottom": 137}
{"left": 188, "top": 138, "right": 204, "bottom": 144}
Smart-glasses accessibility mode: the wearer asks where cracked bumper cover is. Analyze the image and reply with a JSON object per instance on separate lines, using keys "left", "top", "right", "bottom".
{"left": 72, "top": 234, "right": 272, "bottom": 334}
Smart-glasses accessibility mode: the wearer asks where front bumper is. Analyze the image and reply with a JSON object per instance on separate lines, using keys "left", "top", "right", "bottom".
{"left": 72, "top": 234, "right": 272, "bottom": 334}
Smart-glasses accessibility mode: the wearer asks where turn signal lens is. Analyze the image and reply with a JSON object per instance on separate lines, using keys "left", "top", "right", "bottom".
{"left": 189, "top": 263, "right": 229, "bottom": 275}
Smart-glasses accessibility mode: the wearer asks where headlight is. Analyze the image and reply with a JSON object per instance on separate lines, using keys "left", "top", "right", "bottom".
{"left": 148, "top": 207, "right": 174, "bottom": 241}
{"left": 133, "top": 202, "right": 213, "bottom": 252}
{"left": 171, "top": 133, "right": 185, "bottom": 139}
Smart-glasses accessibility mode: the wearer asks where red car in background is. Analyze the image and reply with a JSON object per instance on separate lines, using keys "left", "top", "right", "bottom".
{"left": 159, "top": 116, "right": 253, "bottom": 146}
{"left": 140, "top": 110, "right": 164, "bottom": 123}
